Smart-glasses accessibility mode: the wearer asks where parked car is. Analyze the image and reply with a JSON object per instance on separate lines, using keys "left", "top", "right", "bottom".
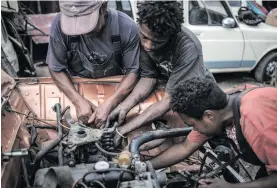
{"left": 2, "top": 0, "right": 276, "bottom": 82}
{"left": 227, "top": 0, "right": 266, "bottom": 17}
{"left": 130, "top": 0, "right": 277, "bottom": 82}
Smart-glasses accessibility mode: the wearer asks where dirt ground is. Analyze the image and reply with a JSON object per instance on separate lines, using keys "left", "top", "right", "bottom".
{"left": 214, "top": 72, "right": 262, "bottom": 90}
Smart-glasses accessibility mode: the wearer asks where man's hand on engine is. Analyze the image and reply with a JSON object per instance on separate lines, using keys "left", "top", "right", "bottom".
{"left": 74, "top": 98, "right": 96, "bottom": 124}
{"left": 107, "top": 103, "right": 131, "bottom": 126}
{"left": 88, "top": 100, "right": 114, "bottom": 128}
{"left": 113, "top": 127, "right": 126, "bottom": 148}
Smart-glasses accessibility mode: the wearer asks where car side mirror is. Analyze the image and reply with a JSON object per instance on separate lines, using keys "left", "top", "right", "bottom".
{"left": 222, "top": 18, "right": 236, "bottom": 28}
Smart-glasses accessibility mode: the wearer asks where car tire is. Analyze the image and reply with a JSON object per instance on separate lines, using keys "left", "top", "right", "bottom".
{"left": 254, "top": 52, "right": 277, "bottom": 82}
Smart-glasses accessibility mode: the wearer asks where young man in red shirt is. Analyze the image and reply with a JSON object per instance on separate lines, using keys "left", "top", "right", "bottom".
{"left": 150, "top": 77, "right": 277, "bottom": 188}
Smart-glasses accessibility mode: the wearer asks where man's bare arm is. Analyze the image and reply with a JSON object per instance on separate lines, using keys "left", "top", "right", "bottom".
{"left": 108, "top": 77, "right": 157, "bottom": 125}
{"left": 108, "top": 73, "right": 138, "bottom": 108}
{"left": 119, "top": 92, "right": 171, "bottom": 136}
{"left": 150, "top": 138, "right": 205, "bottom": 169}
{"left": 49, "top": 68, "right": 81, "bottom": 104}
{"left": 49, "top": 68, "right": 95, "bottom": 123}
{"left": 89, "top": 73, "right": 139, "bottom": 127}
{"left": 122, "top": 77, "right": 157, "bottom": 107}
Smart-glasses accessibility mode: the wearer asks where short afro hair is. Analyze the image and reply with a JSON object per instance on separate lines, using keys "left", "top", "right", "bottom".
{"left": 137, "top": 1, "right": 184, "bottom": 36}
{"left": 171, "top": 78, "right": 228, "bottom": 119}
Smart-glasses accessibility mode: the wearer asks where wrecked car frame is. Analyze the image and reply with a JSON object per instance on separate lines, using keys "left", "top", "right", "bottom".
{"left": 1, "top": 72, "right": 247, "bottom": 188}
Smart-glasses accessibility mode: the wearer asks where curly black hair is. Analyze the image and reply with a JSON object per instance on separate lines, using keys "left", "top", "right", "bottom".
{"left": 171, "top": 78, "right": 228, "bottom": 119}
{"left": 137, "top": 1, "right": 184, "bottom": 36}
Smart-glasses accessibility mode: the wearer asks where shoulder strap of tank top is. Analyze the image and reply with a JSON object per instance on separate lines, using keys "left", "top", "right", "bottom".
{"left": 109, "top": 8, "right": 123, "bottom": 68}
{"left": 232, "top": 87, "right": 264, "bottom": 166}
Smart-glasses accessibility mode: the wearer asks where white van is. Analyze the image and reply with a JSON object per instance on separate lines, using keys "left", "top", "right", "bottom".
{"left": 121, "top": 0, "right": 277, "bottom": 82}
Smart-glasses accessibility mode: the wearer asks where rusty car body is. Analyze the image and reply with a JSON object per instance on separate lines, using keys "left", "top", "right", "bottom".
{"left": 1, "top": 71, "right": 191, "bottom": 188}
{"left": 1, "top": 69, "right": 253, "bottom": 188}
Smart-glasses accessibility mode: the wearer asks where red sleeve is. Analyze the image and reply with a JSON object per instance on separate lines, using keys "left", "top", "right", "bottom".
{"left": 187, "top": 130, "right": 209, "bottom": 143}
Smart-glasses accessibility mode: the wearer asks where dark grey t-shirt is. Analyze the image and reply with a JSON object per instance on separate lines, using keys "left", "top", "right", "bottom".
{"left": 47, "top": 9, "right": 140, "bottom": 75}
{"left": 140, "top": 27, "right": 215, "bottom": 93}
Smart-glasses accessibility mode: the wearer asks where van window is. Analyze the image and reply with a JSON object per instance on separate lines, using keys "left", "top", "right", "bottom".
{"left": 107, "top": 0, "right": 133, "bottom": 19}
{"left": 108, "top": 1, "right": 117, "bottom": 9}
{"left": 189, "top": 0, "right": 209, "bottom": 25}
{"left": 121, "top": 1, "right": 132, "bottom": 11}
{"left": 189, "top": 0, "right": 230, "bottom": 26}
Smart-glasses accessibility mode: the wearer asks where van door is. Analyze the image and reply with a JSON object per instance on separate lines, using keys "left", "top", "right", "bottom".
{"left": 186, "top": 0, "right": 245, "bottom": 72}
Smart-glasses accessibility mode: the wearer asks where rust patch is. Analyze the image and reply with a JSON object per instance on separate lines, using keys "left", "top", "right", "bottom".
{"left": 15, "top": 76, "right": 182, "bottom": 157}
{"left": 1, "top": 90, "right": 30, "bottom": 152}
{"left": 16, "top": 76, "right": 167, "bottom": 122}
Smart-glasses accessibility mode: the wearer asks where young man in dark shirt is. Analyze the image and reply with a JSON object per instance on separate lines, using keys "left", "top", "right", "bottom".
{"left": 108, "top": 1, "right": 215, "bottom": 145}
{"left": 47, "top": 0, "right": 140, "bottom": 127}
{"left": 150, "top": 77, "right": 277, "bottom": 188}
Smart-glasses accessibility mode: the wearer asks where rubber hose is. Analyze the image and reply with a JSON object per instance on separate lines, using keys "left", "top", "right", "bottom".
{"left": 139, "top": 138, "right": 166, "bottom": 151}
{"left": 58, "top": 144, "right": 64, "bottom": 166}
{"left": 31, "top": 103, "right": 63, "bottom": 182}
{"left": 130, "top": 127, "right": 193, "bottom": 155}
{"left": 95, "top": 142, "right": 120, "bottom": 156}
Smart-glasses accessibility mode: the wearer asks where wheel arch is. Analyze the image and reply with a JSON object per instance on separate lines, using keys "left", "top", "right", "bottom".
{"left": 252, "top": 48, "right": 277, "bottom": 72}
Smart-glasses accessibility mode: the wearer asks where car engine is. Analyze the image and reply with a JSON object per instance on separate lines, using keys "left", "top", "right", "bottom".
{"left": 5, "top": 103, "right": 193, "bottom": 188}
{"left": 2, "top": 102, "right": 247, "bottom": 188}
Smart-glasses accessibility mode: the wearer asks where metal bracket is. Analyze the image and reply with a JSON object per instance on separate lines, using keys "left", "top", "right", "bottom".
{"left": 197, "top": 149, "right": 245, "bottom": 183}
{"left": 63, "top": 108, "right": 103, "bottom": 152}
{"left": 62, "top": 107, "right": 116, "bottom": 153}
{"left": 2, "top": 148, "right": 29, "bottom": 162}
